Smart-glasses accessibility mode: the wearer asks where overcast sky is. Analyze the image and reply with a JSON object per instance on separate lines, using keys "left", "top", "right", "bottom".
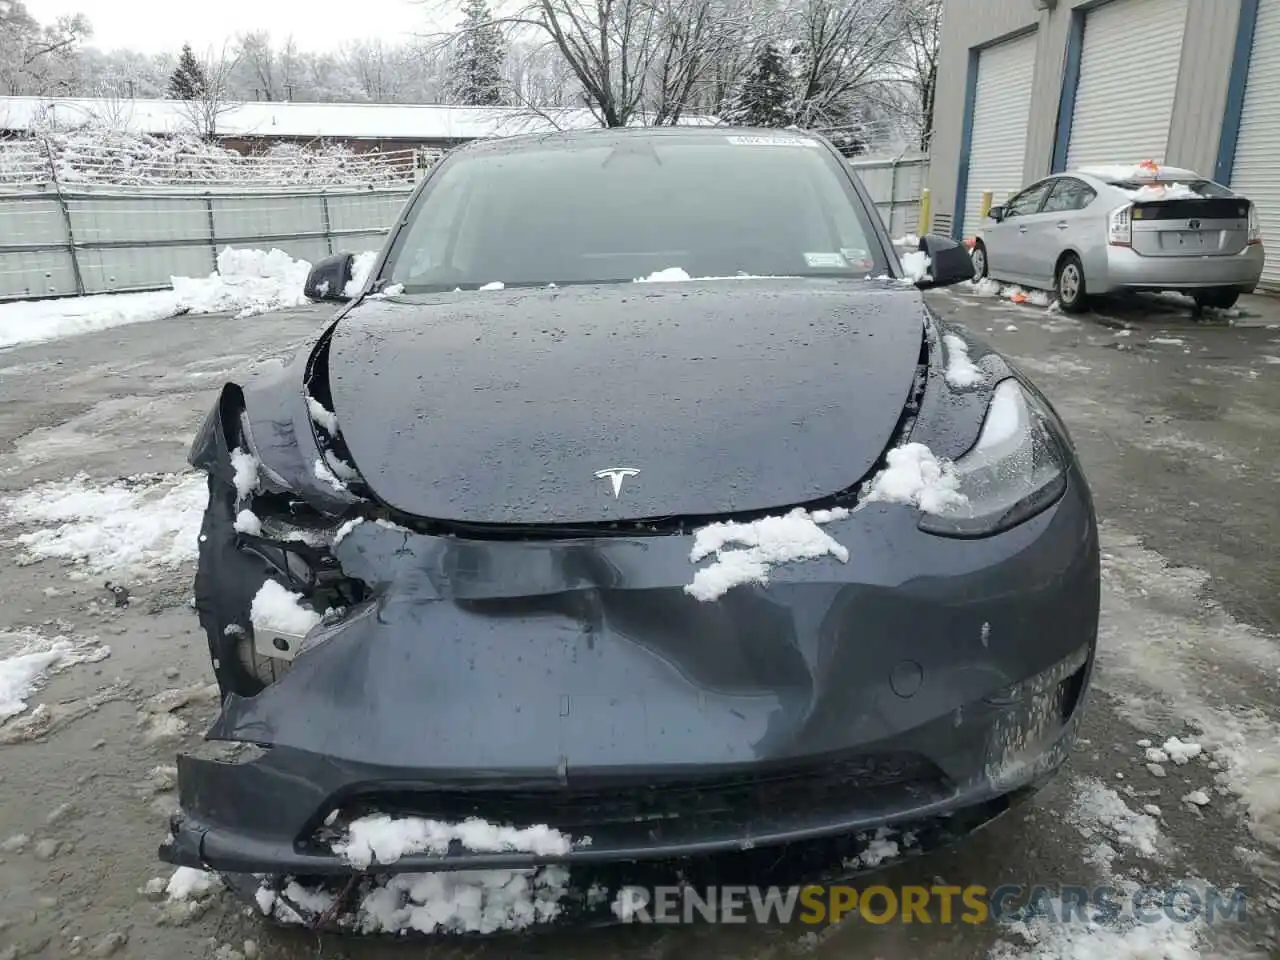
{"left": 26, "top": 0, "right": 436, "bottom": 54}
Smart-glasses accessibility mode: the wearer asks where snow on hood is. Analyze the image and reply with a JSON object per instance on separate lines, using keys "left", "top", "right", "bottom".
{"left": 943, "top": 333, "right": 984, "bottom": 388}
{"left": 862, "top": 443, "right": 966, "bottom": 514}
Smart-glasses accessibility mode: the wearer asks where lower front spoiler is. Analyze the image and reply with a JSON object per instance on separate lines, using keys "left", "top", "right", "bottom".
{"left": 216, "top": 785, "right": 1040, "bottom": 935}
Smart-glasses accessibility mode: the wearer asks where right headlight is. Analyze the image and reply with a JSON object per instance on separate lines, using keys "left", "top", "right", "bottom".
{"left": 919, "top": 378, "right": 1068, "bottom": 538}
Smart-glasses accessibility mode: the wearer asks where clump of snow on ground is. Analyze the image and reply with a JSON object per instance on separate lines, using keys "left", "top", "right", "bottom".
{"left": 900, "top": 250, "right": 931, "bottom": 282}
{"left": 250, "top": 580, "right": 321, "bottom": 637}
{"left": 634, "top": 267, "right": 693, "bottom": 283}
{"left": 4, "top": 472, "right": 205, "bottom": 575}
{"left": 332, "top": 815, "right": 574, "bottom": 868}
{"left": 959, "top": 278, "right": 1055, "bottom": 309}
{"left": 166, "top": 866, "right": 221, "bottom": 901}
{"left": 943, "top": 333, "right": 984, "bottom": 388}
{"left": 0, "top": 629, "right": 110, "bottom": 721}
{"left": 684, "top": 507, "right": 850, "bottom": 602}
{"left": 357, "top": 867, "right": 570, "bottom": 934}
{"left": 478, "top": 281, "right": 506, "bottom": 291}
{"left": 1068, "top": 778, "right": 1163, "bottom": 861}
{"left": 990, "top": 893, "right": 1205, "bottom": 960}
{"left": 862, "top": 443, "right": 966, "bottom": 514}
{"left": 257, "top": 866, "right": 571, "bottom": 934}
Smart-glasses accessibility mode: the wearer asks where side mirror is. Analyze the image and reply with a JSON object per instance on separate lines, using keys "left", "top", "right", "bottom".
{"left": 914, "top": 234, "right": 976, "bottom": 290}
{"left": 304, "top": 252, "right": 356, "bottom": 302}
{"left": 987, "top": 204, "right": 1006, "bottom": 223}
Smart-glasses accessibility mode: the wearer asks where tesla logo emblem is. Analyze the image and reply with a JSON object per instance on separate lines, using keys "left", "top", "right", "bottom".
{"left": 594, "top": 467, "right": 639, "bottom": 498}
{"left": 1188, "top": 219, "right": 1201, "bottom": 230}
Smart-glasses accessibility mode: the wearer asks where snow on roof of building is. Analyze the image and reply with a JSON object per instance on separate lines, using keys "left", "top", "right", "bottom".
{"left": 0, "top": 96, "right": 719, "bottom": 141}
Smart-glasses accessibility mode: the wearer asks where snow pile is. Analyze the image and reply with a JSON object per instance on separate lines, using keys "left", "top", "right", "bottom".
{"left": 478, "top": 281, "right": 506, "bottom": 291}
{"left": 250, "top": 580, "right": 321, "bottom": 637}
{"left": 0, "top": 131, "right": 415, "bottom": 187}
{"left": 1145, "top": 736, "right": 1204, "bottom": 766}
{"left": 0, "top": 244, "right": 382, "bottom": 351}
{"left": 943, "top": 333, "right": 984, "bottom": 388}
{"left": 892, "top": 234, "right": 920, "bottom": 248}
{"left": 990, "top": 894, "right": 1205, "bottom": 960}
{"left": 684, "top": 507, "right": 851, "bottom": 602}
{"left": 0, "top": 629, "right": 111, "bottom": 721}
{"left": 635, "top": 267, "right": 693, "bottom": 283}
{"left": 1130, "top": 182, "right": 1201, "bottom": 202}
{"left": 0, "top": 290, "right": 184, "bottom": 350}
{"left": 333, "top": 814, "right": 574, "bottom": 869}
{"left": 358, "top": 867, "right": 570, "bottom": 935}
{"left": 171, "top": 247, "right": 313, "bottom": 319}
{"left": 257, "top": 866, "right": 571, "bottom": 934}
{"left": 4, "top": 472, "right": 206, "bottom": 574}
{"left": 862, "top": 443, "right": 967, "bottom": 515}
{"left": 899, "top": 250, "right": 931, "bottom": 283}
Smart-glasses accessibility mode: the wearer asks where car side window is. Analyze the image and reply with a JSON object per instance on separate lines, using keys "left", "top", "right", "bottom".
{"left": 1004, "top": 181, "right": 1053, "bottom": 218}
{"left": 1041, "top": 178, "right": 1097, "bottom": 213}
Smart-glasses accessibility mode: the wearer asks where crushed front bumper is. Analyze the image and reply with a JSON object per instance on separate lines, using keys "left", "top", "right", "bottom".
{"left": 161, "top": 472, "right": 1099, "bottom": 883}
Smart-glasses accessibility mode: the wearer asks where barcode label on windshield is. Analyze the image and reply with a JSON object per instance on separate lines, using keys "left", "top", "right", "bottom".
{"left": 725, "top": 135, "right": 820, "bottom": 147}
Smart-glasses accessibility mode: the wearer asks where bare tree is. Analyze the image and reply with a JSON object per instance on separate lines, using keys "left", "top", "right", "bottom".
{"left": 174, "top": 43, "right": 240, "bottom": 140}
{"left": 342, "top": 39, "right": 405, "bottom": 101}
{"left": 786, "top": 0, "right": 905, "bottom": 132}
{"left": 894, "top": 0, "right": 941, "bottom": 151}
{"left": 0, "top": 0, "right": 92, "bottom": 95}
{"left": 236, "top": 30, "right": 277, "bottom": 100}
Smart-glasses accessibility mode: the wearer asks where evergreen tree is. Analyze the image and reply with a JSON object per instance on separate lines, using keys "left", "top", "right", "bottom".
{"left": 448, "top": 0, "right": 505, "bottom": 106}
{"left": 735, "top": 43, "right": 792, "bottom": 128}
{"left": 168, "top": 43, "right": 206, "bottom": 100}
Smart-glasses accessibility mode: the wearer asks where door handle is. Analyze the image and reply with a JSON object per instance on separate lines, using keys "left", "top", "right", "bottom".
{"left": 1018, "top": 225, "right": 1028, "bottom": 233}
{"left": 1056, "top": 221, "right": 1069, "bottom": 229}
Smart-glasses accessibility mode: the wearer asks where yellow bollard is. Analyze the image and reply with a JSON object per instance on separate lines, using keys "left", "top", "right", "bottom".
{"left": 918, "top": 188, "right": 932, "bottom": 235}
{"left": 980, "top": 190, "right": 994, "bottom": 220}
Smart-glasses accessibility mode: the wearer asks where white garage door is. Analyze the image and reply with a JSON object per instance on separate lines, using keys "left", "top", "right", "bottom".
{"left": 1229, "top": 0, "right": 1280, "bottom": 289}
{"left": 1066, "top": 0, "right": 1188, "bottom": 169}
{"left": 961, "top": 33, "right": 1037, "bottom": 237}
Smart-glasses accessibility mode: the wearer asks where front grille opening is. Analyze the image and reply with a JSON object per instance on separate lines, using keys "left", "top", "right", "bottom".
{"left": 368, "top": 329, "right": 932, "bottom": 541}
{"left": 303, "top": 750, "right": 951, "bottom": 853}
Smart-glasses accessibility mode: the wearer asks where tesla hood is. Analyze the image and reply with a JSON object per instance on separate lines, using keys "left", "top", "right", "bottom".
{"left": 327, "top": 280, "right": 924, "bottom": 525}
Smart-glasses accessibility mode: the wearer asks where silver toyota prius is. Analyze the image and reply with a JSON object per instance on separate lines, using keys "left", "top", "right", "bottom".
{"left": 971, "top": 164, "right": 1265, "bottom": 312}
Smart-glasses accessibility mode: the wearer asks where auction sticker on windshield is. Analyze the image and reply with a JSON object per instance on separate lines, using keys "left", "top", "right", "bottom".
{"left": 725, "top": 135, "right": 820, "bottom": 147}
{"left": 804, "top": 252, "right": 849, "bottom": 268}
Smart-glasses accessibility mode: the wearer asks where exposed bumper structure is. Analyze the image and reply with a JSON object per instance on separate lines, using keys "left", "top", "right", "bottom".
{"left": 161, "top": 471, "right": 1099, "bottom": 880}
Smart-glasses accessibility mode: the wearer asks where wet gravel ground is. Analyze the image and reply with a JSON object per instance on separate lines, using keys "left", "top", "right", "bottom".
{"left": 1, "top": 289, "right": 1279, "bottom": 958}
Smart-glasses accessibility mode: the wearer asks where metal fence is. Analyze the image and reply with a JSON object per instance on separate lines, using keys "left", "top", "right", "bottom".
{"left": 848, "top": 154, "right": 929, "bottom": 239}
{"left": 0, "top": 183, "right": 414, "bottom": 301}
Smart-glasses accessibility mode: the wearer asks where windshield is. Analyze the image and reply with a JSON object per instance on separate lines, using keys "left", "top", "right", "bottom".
{"left": 382, "top": 134, "right": 887, "bottom": 292}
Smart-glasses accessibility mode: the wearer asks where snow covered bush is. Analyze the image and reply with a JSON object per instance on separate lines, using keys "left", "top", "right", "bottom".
{"left": 0, "top": 129, "right": 419, "bottom": 186}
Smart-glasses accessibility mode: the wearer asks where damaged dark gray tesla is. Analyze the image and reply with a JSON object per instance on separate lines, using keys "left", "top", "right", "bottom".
{"left": 161, "top": 127, "right": 1100, "bottom": 934}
